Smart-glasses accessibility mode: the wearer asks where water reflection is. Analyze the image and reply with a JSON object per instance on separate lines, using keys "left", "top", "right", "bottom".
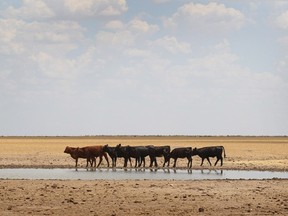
{"left": 1, "top": 168, "right": 287, "bottom": 180}
{"left": 76, "top": 167, "right": 225, "bottom": 176}
{"left": 201, "top": 169, "right": 223, "bottom": 175}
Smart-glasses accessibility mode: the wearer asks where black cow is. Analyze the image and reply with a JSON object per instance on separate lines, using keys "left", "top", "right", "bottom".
{"left": 150, "top": 145, "right": 170, "bottom": 167}
{"left": 193, "top": 146, "right": 226, "bottom": 166}
{"left": 115, "top": 144, "right": 132, "bottom": 167}
{"left": 166, "top": 147, "right": 194, "bottom": 168}
{"left": 123, "top": 146, "right": 141, "bottom": 167}
{"left": 103, "top": 144, "right": 118, "bottom": 167}
{"left": 135, "top": 145, "right": 156, "bottom": 167}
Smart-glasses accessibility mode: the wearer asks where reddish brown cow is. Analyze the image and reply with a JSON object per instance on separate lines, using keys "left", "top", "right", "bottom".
{"left": 64, "top": 146, "right": 109, "bottom": 167}
{"left": 64, "top": 146, "right": 96, "bottom": 167}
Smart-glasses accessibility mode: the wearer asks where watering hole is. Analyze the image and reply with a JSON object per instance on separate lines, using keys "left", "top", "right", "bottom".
{"left": 0, "top": 168, "right": 287, "bottom": 180}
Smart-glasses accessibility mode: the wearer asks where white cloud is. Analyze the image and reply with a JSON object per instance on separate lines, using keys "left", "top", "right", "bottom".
{"left": 123, "top": 48, "right": 152, "bottom": 58}
{"left": 0, "top": 19, "right": 84, "bottom": 56}
{"left": 151, "top": 36, "right": 191, "bottom": 54}
{"left": 128, "top": 18, "right": 159, "bottom": 34}
{"left": 97, "top": 18, "right": 159, "bottom": 48}
{"left": 96, "top": 30, "right": 135, "bottom": 47}
{"left": 31, "top": 51, "right": 79, "bottom": 79}
{"left": 105, "top": 20, "right": 125, "bottom": 30}
{"left": 3, "top": 0, "right": 128, "bottom": 20}
{"left": 276, "top": 10, "right": 288, "bottom": 29}
{"left": 0, "top": 19, "right": 25, "bottom": 55}
{"left": 3, "top": 0, "right": 54, "bottom": 20}
{"left": 164, "top": 2, "right": 246, "bottom": 32}
{"left": 60, "top": 0, "right": 128, "bottom": 17}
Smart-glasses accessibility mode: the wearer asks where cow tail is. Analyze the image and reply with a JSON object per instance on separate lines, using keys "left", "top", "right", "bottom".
{"left": 222, "top": 146, "right": 226, "bottom": 158}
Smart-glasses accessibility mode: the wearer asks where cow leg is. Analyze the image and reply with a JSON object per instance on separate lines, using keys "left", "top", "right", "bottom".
{"left": 123, "top": 157, "right": 128, "bottom": 167}
{"left": 142, "top": 157, "right": 146, "bottom": 167}
{"left": 215, "top": 156, "right": 222, "bottom": 166}
{"left": 97, "top": 156, "right": 103, "bottom": 167}
{"left": 214, "top": 158, "right": 219, "bottom": 166}
{"left": 155, "top": 158, "right": 158, "bottom": 167}
{"left": 75, "top": 158, "right": 78, "bottom": 167}
{"left": 149, "top": 156, "right": 153, "bottom": 167}
{"left": 134, "top": 158, "right": 138, "bottom": 167}
{"left": 173, "top": 158, "right": 177, "bottom": 168}
{"left": 114, "top": 157, "right": 117, "bottom": 167}
{"left": 187, "top": 157, "right": 192, "bottom": 169}
{"left": 200, "top": 158, "right": 204, "bottom": 166}
{"left": 129, "top": 157, "right": 132, "bottom": 167}
{"left": 164, "top": 156, "right": 170, "bottom": 167}
{"left": 167, "top": 158, "right": 170, "bottom": 167}
{"left": 163, "top": 158, "right": 167, "bottom": 167}
{"left": 104, "top": 153, "right": 110, "bottom": 167}
{"left": 112, "top": 157, "right": 116, "bottom": 167}
{"left": 207, "top": 157, "right": 212, "bottom": 166}
{"left": 138, "top": 157, "right": 142, "bottom": 167}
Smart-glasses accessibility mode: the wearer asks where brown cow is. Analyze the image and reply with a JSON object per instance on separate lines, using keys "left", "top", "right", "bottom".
{"left": 64, "top": 146, "right": 96, "bottom": 167}
{"left": 64, "top": 146, "right": 110, "bottom": 167}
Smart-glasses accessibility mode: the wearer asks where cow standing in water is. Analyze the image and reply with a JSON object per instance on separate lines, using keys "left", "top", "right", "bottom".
{"left": 64, "top": 146, "right": 109, "bottom": 167}
{"left": 193, "top": 146, "right": 226, "bottom": 166}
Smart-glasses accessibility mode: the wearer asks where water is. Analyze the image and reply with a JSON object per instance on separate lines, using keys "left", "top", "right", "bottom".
{"left": 0, "top": 168, "right": 287, "bottom": 180}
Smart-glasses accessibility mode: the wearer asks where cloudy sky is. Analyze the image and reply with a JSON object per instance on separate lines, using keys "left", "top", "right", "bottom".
{"left": 1, "top": 0, "right": 288, "bottom": 136}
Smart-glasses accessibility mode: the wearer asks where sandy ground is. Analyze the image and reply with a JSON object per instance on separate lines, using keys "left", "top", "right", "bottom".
{"left": 0, "top": 136, "right": 287, "bottom": 215}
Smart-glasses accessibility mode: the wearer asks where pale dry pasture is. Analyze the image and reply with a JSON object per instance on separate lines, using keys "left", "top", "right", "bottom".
{"left": 0, "top": 136, "right": 287, "bottom": 170}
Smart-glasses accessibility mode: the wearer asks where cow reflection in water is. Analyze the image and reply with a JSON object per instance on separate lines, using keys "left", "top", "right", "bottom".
{"left": 201, "top": 169, "right": 223, "bottom": 175}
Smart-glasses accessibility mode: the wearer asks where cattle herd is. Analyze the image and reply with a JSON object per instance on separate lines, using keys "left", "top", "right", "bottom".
{"left": 64, "top": 144, "right": 226, "bottom": 169}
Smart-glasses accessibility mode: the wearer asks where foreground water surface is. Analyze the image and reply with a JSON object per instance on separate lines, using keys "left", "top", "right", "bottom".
{"left": 0, "top": 168, "right": 287, "bottom": 180}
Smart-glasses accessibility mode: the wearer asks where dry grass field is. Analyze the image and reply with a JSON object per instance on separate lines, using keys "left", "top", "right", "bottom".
{"left": 0, "top": 136, "right": 287, "bottom": 170}
{"left": 0, "top": 136, "right": 287, "bottom": 215}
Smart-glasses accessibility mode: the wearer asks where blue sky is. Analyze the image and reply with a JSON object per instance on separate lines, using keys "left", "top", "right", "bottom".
{"left": 0, "top": 0, "right": 288, "bottom": 136}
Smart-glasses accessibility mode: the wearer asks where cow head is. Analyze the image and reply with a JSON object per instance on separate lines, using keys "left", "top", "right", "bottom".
{"left": 192, "top": 147, "right": 198, "bottom": 155}
{"left": 103, "top": 144, "right": 108, "bottom": 151}
{"left": 64, "top": 146, "right": 71, "bottom": 153}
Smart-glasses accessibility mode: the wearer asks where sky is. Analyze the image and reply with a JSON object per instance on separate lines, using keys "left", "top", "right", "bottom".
{"left": 0, "top": 0, "right": 288, "bottom": 136}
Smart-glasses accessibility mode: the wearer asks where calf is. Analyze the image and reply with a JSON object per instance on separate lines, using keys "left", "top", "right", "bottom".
{"left": 167, "top": 147, "right": 194, "bottom": 168}
{"left": 193, "top": 146, "right": 226, "bottom": 166}
{"left": 64, "top": 146, "right": 96, "bottom": 167}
